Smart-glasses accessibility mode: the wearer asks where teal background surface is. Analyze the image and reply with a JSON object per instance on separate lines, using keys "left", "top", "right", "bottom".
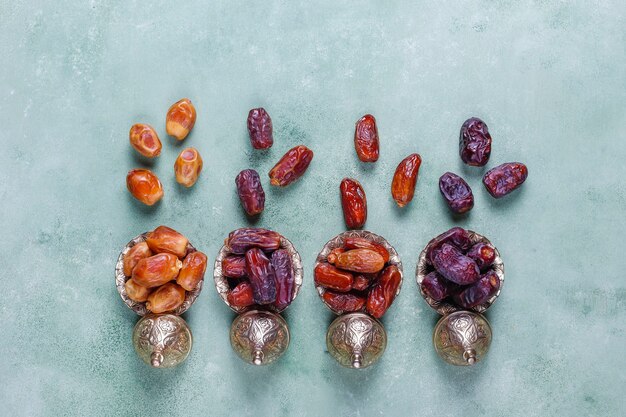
{"left": 1, "top": 1, "right": 625, "bottom": 416}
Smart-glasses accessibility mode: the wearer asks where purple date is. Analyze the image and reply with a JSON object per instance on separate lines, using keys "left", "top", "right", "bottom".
{"left": 432, "top": 243, "right": 480, "bottom": 285}
{"left": 459, "top": 117, "right": 492, "bottom": 166}
{"left": 453, "top": 270, "right": 500, "bottom": 308}
{"left": 236, "top": 169, "right": 265, "bottom": 216}
{"left": 439, "top": 172, "right": 474, "bottom": 214}
{"left": 421, "top": 271, "right": 459, "bottom": 301}
{"left": 483, "top": 162, "right": 528, "bottom": 198}
{"left": 247, "top": 108, "right": 273, "bottom": 149}
{"left": 467, "top": 243, "right": 496, "bottom": 271}
{"left": 226, "top": 228, "right": 281, "bottom": 254}
{"left": 426, "top": 227, "right": 472, "bottom": 263}
{"left": 271, "top": 249, "right": 295, "bottom": 309}
{"left": 245, "top": 248, "right": 276, "bottom": 305}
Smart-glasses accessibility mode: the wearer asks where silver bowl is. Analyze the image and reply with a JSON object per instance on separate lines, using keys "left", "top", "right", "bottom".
{"left": 213, "top": 230, "right": 303, "bottom": 314}
{"left": 416, "top": 229, "right": 504, "bottom": 315}
{"left": 115, "top": 232, "right": 204, "bottom": 316}
{"left": 314, "top": 230, "right": 403, "bottom": 315}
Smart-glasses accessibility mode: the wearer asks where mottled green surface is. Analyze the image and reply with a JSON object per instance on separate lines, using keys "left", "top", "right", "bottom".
{"left": 1, "top": 1, "right": 625, "bottom": 416}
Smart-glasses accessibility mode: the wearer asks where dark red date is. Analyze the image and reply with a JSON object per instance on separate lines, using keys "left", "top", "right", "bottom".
{"left": 439, "top": 172, "right": 474, "bottom": 214}
{"left": 236, "top": 169, "right": 265, "bottom": 216}
{"left": 352, "top": 274, "right": 371, "bottom": 292}
{"left": 421, "top": 271, "right": 459, "bottom": 301}
{"left": 340, "top": 178, "right": 367, "bottom": 229}
{"left": 426, "top": 227, "right": 472, "bottom": 263}
{"left": 459, "top": 117, "right": 491, "bottom": 166}
{"left": 432, "top": 243, "right": 480, "bottom": 285}
{"left": 226, "top": 228, "right": 281, "bottom": 254}
{"left": 245, "top": 248, "right": 276, "bottom": 305}
{"left": 322, "top": 291, "right": 366, "bottom": 312}
{"left": 354, "top": 114, "right": 379, "bottom": 162}
{"left": 247, "top": 108, "right": 273, "bottom": 149}
{"left": 222, "top": 256, "right": 247, "bottom": 278}
{"left": 271, "top": 249, "right": 295, "bottom": 309}
{"left": 467, "top": 243, "right": 496, "bottom": 271}
{"left": 483, "top": 162, "right": 528, "bottom": 198}
{"left": 228, "top": 281, "right": 255, "bottom": 307}
{"left": 268, "top": 145, "right": 314, "bottom": 186}
{"left": 366, "top": 265, "right": 401, "bottom": 318}
{"left": 314, "top": 263, "right": 354, "bottom": 292}
{"left": 391, "top": 153, "right": 422, "bottom": 207}
{"left": 453, "top": 270, "right": 500, "bottom": 308}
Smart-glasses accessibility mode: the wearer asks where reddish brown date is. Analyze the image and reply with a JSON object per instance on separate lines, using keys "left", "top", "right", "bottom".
{"left": 129, "top": 124, "right": 162, "bottom": 158}
{"left": 421, "top": 271, "right": 459, "bottom": 301}
{"left": 459, "top": 117, "right": 492, "bottom": 166}
{"left": 222, "top": 256, "right": 247, "bottom": 278}
{"left": 123, "top": 242, "right": 152, "bottom": 276}
{"left": 439, "top": 172, "right": 474, "bottom": 214}
{"left": 327, "top": 247, "right": 346, "bottom": 264}
{"left": 268, "top": 145, "right": 314, "bottom": 187}
{"left": 126, "top": 169, "right": 164, "bottom": 206}
{"left": 340, "top": 178, "right": 367, "bottom": 229}
{"left": 314, "top": 263, "right": 354, "bottom": 292}
{"left": 483, "top": 162, "right": 528, "bottom": 198}
{"left": 431, "top": 243, "right": 480, "bottom": 285}
{"left": 271, "top": 249, "right": 295, "bottom": 309}
{"left": 354, "top": 114, "right": 380, "bottom": 162}
{"left": 245, "top": 248, "right": 276, "bottom": 305}
{"left": 352, "top": 274, "right": 371, "bottom": 292}
{"left": 132, "top": 253, "right": 182, "bottom": 288}
{"left": 426, "top": 227, "right": 472, "bottom": 263}
{"left": 335, "top": 249, "right": 385, "bottom": 274}
{"left": 226, "top": 228, "right": 281, "bottom": 254}
{"left": 227, "top": 281, "right": 255, "bottom": 307}
{"left": 453, "top": 270, "right": 500, "bottom": 308}
{"left": 467, "top": 243, "right": 496, "bottom": 271}
{"left": 343, "top": 237, "right": 390, "bottom": 263}
{"left": 247, "top": 108, "right": 273, "bottom": 149}
{"left": 322, "top": 291, "right": 366, "bottom": 312}
{"left": 236, "top": 169, "right": 265, "bottom": 216}
{"left": 146, "top": 226, "right": 189, "bottom": 259}
{"left": 176, "top": 251, "right": 207, "bottom": 291}
{"left": 391, "top": 153, "right": 422, "bottom": 207}
{"left": 366, "top": 265, "right": 401, "bottom": 318}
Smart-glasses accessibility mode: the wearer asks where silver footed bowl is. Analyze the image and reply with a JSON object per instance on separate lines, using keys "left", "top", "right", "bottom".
{"left": 315, "top": 230, "right": 403, "bottom": 315}
{"left": 115, "top": 232, "right": 204, "bottom": 316}
{"left": 326, "top": 312, "right": 387, "bottom": 369}
{"left": 416, "top": 229, "right": 504, "bottom": 315}
{"left": 213, "top": 231, "right": 303, "bottom": 314}
{"left": 433, "top": 310, "right": 492, "bottom": 366}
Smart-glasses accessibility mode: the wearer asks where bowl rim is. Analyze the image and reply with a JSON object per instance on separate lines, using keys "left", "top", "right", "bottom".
{"left": 415, "top": 229, "right": 505, "bottom": 315}
{"left": 314, "top": 230, "right": 403, "bottom": 316}
{"left": 115, "top": 232, "right": 204, "bottom": 316}
{"left": 213, "top": 229, "right": 304, "bottom": 314}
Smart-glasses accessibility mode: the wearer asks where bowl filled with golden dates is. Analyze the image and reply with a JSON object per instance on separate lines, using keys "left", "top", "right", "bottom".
{"left": 115, "top": 226, "right": 207, "bottom": 315}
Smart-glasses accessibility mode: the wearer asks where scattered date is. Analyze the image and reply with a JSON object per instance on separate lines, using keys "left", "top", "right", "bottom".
{"left": 340, "top": 178, "right": 367, "bottom": 229}
{"left": 459, "top": 117, "right": 491, "bottom": 166}
{"left": 439, "top": 172, "right": 474, "bottom": 214}
{"left": 483, "top": 162, "right": 528, "bottom": 198}
{"left": 391, "top": 153, "right": 422, "bottom": 207}
{"left": 236, "top": 169, "right": 265, "bottom": 216}
{"left": 268, "top": 145, "right": 314, "bottom": 186}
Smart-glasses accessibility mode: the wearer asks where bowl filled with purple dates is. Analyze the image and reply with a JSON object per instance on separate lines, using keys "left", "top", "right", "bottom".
{"left": 416, "top": 227, "right": 504, "bottom": 315}
{"left": 213, "top": 228, "right": 303, "bottom": 314}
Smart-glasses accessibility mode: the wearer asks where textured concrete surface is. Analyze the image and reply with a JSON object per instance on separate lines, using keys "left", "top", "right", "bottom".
{"left": 1, "top": 1, "right": 625, "bottom": 416}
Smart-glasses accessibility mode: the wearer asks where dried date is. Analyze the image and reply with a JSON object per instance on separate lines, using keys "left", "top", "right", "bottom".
{"left": 322, "top": 291, "right": 366, "bottom": 312}
{"left": 439, "top": 172, "right": 474, "bottom": 214}
{"left": 314, "top": 263, "right": 353, "bottom": 292}
{"left": 245, "top": 248, "right": 276, "bottom": 305}
{"left": 483, "top": 162, "right": 528, "bottom": 198}
{"left": 340, "top": 178, "right": 367, "bottom": 229}
{"left": 129, "top": 123, "right": 162, "bottom": 158}
{"left": 343, "top": 237, "right": 390, "bottom": 263}
{"left": 271, "top": 249, "right": 295, "bottom": 309}
{"left": 467, "top": 243, "right": 496, "bottom": 271}
{"left": 354, "top": 114, "right": 379, "bottom": 162}
{"left": 146, "top": 282, "right": 186, "bottom": 313}
{"left": 426, "top": 227, "right": 472, "bottom": 263}
{"left": 236, "top": 169, "right": 265, "bottom": 216}
{"left": 126, "top": 169, "right": 164, "bottom": 206}
{"left": 247, "top": 108, "right": 273, "bottom": 149}
{"left": 268, "top": 145, "right": 314, "bottom": 186}
{"left": 132, "top": 253, "right": 182, "bottom": 288}
{"left": 228, "top": 281, "right": 255, "bottom": 307}
{"left": 176, "top": 251, "right": 207, "bottom": 291}
{"left": 222, "top": 256, "right": 247, "bottom": 278}
{"left": 366, "top": 265, "right": 401, "bottom": 318}
{"left": 226, "top": 228, "right": 281, "bottom": 254}
{"left": 351, "top": 274, "right": 371, "bottom": 292}
{"left": 453, "top": 270, "right": 500, "bottom": 308}
{"left": 459, "top": 117, "right": 492, "bottom": 166}
{"left": 123, "top": 242, "right": 152, "bottom": 276}
{"left": 335, "top": 249, "right": 385, "bottom": 274}
{"left": 327, "top": 247, "right": 346, "bottom": 264}
{"left": 166, "top": 98, "right": 196, "bottom": 140}
{"left": 124, "top": 278, "right": 152, "bottom": 302}
{"left": 421, "top": 271, "right": 458, "bottom": 301}
{"left": 174, "top": 148, "right": 203, "bottom": 187}
{"left": 431, "top": 243, "right": 480, "bottom": 285}
{"left": 146, "top": 226, "right": 189, "bottom": 258}
{"left": 391, "top": 153, "right": 422, "bottom": 207}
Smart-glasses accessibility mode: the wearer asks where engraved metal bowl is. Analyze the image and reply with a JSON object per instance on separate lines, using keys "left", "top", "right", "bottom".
{"left": 416, "top": 230, "right": 504, "bottom": 315}
{"left": 132, "top": 314, "right": 193, "bottom": 368}
{"left": 230, "top": 310, "right": 290, "bottom": 366}
{"left": 213, "top": 230, "right": 303, "bottom": 314}
{"left": 115, "top": 232, "right": 204, "bottom": 316}
{"left": 314, "top": 230, "right": 403, "bottom": 315}
{"left": 433, "top": 310, "right": 492, "bottom": 366}
{"left": 326, "top": 312, "right": 387, "bottom": 369}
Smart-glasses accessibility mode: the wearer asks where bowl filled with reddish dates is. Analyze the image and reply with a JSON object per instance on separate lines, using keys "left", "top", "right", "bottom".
{"left": 115, "top": 226, "right": 207, "bottom": 316}
{"left": 416, "top": 227, "right": 504, "bottom": 315}
{"left": 315, "top": 231, "right": 403, "bottom": 318}
{"left": 213, "top": 228, "right": 303, "bottom": 314}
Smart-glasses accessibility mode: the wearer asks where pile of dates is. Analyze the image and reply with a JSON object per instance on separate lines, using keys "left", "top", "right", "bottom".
{"left": 420, "top": 227, "right": 500, "bottom": 309}
{"left": 123, "top": 226, "right": 207, "bottom": 313}
{"left": 315, "top": 236, "right": 401, "bottom": 318}
{"left": 221, "top": 228, "right": 296, "bottom": 310}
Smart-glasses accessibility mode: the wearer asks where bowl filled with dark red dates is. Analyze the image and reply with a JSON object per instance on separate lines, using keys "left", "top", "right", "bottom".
{"left": 115, "top": 226, "right": 207, "bottom": 315}
{"left": 315, "top": 231, "right": 403, "bottom": 318}
{"left": 213, "top": 228, "right": 303, "bottom": 313}
{"left": 416, "top": 227, "right": 504, "bottom": 315}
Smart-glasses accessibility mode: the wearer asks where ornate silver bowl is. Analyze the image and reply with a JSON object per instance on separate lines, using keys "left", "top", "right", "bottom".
{"left": 416, "top": 229, "right": 504, "bottom": 315}
{"left": 115, "top": 232, "right": 204, "bottom": 316}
